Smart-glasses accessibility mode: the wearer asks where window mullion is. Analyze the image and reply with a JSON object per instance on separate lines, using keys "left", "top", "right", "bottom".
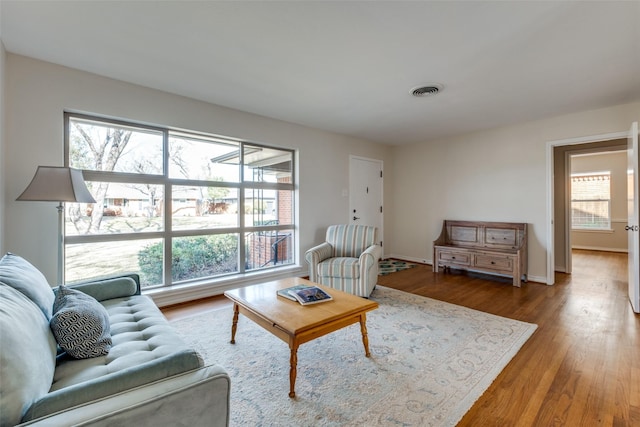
{"left": 163, "top": 130, "right": 172, "bottom": 286}
{"left": 238, "top": 142, "right": 246, "bottom": 273}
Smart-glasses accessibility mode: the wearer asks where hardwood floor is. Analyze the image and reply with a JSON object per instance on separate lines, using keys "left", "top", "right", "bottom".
{"left": 161, "top": 250, "right": 640, "bottom": 426}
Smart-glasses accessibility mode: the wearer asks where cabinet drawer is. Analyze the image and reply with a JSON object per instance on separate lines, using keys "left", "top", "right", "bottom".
{"left": 438, "top": 250, "right": 471, "bottom": 266}
{"left": 474, "top": 254, "right": 513, "bottom": 272}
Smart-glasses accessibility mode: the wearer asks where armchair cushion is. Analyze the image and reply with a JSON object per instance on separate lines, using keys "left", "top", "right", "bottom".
{"left": 317, "top": 257, "right": 359, "bottom": 279}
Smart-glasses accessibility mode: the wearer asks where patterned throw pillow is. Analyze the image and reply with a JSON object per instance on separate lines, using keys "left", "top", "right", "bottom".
{"left": 50, "top": 285, "right": 112, "bottom": 359}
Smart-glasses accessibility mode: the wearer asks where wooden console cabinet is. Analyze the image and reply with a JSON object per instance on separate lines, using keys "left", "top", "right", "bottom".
{"left": 433, "top": 220, "right": 528, "bottom": 287}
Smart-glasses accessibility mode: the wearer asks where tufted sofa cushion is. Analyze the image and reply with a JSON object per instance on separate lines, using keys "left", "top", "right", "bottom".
{"left": 22, "top": 294, "right": 204, "bottom": 422}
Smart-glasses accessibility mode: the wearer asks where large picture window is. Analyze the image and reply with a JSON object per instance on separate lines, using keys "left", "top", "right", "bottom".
{"left": 64, "top": 113, "right": 296, "bottom": 288}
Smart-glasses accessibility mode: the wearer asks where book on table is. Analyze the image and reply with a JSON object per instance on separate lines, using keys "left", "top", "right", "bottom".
{"left": 277, "top": 285, "right": 333, "bottom": 305}
{"left": 277, "top": 285, "right": 310, "bottom": 301}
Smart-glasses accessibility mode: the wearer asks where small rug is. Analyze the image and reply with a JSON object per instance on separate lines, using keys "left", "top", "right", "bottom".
{"left": 171, "top": 286, "right": 536, "bottom": 426}
{"left": 379, "top": 259, "right": 417, "bottom": 275}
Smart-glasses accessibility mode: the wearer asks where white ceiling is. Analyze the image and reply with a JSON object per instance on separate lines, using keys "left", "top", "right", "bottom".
{"left": 1, "top": 1, "right": 639, "bottom": 145}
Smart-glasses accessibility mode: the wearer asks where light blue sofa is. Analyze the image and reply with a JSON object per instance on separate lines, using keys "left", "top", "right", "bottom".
{"left": 305, "top": 224, "right": 382, "bottom": 297}
{"left": 0, "top": 253, "right": 230, "bottom": 427}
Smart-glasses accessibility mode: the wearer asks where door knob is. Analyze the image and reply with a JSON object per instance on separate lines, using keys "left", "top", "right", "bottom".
{"left": 353, "top": 216, "right": 360, "bottom": 221}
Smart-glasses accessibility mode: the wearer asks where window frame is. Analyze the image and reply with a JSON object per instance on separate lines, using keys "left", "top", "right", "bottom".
{"left": 570, "top": 172, "right": 612, "bottom": 231}
{"left": 64, "top": 112, "right": 296, "bottom": 288}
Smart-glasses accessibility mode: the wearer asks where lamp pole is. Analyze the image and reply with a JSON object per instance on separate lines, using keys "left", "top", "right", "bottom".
{"left": 56, "top": 202, "right": 65, "bottom": 286}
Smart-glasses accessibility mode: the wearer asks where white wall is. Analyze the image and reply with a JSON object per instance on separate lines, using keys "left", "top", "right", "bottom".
{"left": 4, "top": 52, "right": 639, "bottom": 289}
{"left": 4, "top": 54, "right": 391, "bottom": 286}
{"left": 387, "top": 101, "right": 640, "bottom": 283}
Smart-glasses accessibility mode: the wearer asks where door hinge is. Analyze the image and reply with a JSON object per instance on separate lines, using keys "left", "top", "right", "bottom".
{"left": 380, "top": 206, "right": 383, "bottom": 213}
{"left": 380, "top": 170, "right": 383, "bottom": 178}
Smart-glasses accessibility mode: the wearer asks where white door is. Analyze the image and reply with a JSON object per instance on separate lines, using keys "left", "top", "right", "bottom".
{"left": 627, "top": 121, "right": 639, "bottom": 313}
{"left": 349, "top": 156, "right": 383, "bottom": 247}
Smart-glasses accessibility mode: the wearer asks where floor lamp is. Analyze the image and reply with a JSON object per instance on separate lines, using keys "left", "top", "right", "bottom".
{"left": 17, "top": 166, "right": 96, "bottom": 285}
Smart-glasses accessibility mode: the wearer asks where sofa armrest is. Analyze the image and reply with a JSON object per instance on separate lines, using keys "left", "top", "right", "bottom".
{"left": 304, "top": 242, "right": 333, "bottom": 281}
{"left": 18, "top": 365, "right": 230, "bottom": 427}
{"left": 59, "top": 274, "right": 141, "bottom": 301}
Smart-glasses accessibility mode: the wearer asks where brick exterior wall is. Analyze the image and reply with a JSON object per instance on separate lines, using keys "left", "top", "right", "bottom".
{"left": 247, "top": 175, "right": 293, "bottom": 268}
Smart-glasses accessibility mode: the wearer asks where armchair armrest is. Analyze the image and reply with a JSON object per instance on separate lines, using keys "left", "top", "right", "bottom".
{"left": 358, "top": 244, "right": 382, "bottom": 297}
{"left": 304, "top": 242, "right": 334, "bottom": 282}
{"left": 359, "top": 244, "right": 382, "bottom": 268}
{"left": 58, "top": 274, "right": 141, "bottom": 302}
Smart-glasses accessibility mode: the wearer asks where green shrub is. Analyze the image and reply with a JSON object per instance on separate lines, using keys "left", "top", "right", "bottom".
{"left": 138, "top": 234, "right": 238, "bottom": 285}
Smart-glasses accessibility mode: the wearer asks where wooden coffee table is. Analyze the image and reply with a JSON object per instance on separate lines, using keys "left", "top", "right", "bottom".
{"left": 224, "top": 277, "right": 378, "bottom": 398}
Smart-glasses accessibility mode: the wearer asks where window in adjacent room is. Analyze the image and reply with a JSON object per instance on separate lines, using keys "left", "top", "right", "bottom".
{"left": 570, "top": 172, "right": 611, "bottom": 230}
{"left": 64, "top": 113, "right": 296, "bottom": 288}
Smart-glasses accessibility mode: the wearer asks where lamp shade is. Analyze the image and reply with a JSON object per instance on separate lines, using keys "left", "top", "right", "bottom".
{"left": 17, "top": 166, "right": 96, "bottom": 203}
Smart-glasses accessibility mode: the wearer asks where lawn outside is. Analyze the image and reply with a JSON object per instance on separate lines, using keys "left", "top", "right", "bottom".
{"left": 64, "top": 213, "right": 280, "bottom": 286}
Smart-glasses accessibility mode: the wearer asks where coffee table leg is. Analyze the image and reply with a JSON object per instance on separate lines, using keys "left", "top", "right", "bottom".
{"left": 289, "top": 343, "right": 298, "bottom": 398}
{"left": 359, "top": 313, "right": 371, "bottom": 357}
{"left": 230, "top": 303, "right": 239, "bottom": 344}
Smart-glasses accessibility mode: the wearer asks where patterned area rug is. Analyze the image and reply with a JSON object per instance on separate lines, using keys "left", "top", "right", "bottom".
{"left": 379, "top": 259, "right": 417, "bottom": 275}
{"left": 171, "top": 286, "right": 536, "bottom": 426}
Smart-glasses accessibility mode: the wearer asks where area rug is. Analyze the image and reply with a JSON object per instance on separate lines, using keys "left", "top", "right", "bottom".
{"left": 379, "top": 259, "right": 417, "bottom": 275}
{"left": 171, "top": 286, "right": 537, "bottom": 426}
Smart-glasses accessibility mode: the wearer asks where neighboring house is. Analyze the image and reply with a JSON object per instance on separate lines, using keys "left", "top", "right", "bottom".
{"left": 98, "top": 183, "right": 236, "bottom": 217}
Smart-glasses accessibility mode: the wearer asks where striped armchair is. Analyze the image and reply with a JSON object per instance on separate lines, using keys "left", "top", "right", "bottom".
{"left": 305, "top": 224, "right": 382, "bottom": 298}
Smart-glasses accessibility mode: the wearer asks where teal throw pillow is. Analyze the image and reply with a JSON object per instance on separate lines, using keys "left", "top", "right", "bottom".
{"left": 0, "top": 253, "right": 55, "bottom": 319}
{"left": 50, "top": 285, "right": 112, "bottom": 359}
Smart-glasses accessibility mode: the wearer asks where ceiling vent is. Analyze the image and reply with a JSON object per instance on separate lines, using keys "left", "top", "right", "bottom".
{"left": 411, "top": 84, "right": 443, "bottom": 97}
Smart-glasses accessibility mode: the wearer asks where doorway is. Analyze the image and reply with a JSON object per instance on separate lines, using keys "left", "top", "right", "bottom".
{"left": 550, "top": 137, "right": 627, "bottom": 278}
{"left": 349, "top": 156, "right": 383, "bottom": 247}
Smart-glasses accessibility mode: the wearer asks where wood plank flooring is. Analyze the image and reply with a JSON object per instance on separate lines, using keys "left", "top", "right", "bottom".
{"left": 161, "top": 250, "right": 640, "bottom": 426}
